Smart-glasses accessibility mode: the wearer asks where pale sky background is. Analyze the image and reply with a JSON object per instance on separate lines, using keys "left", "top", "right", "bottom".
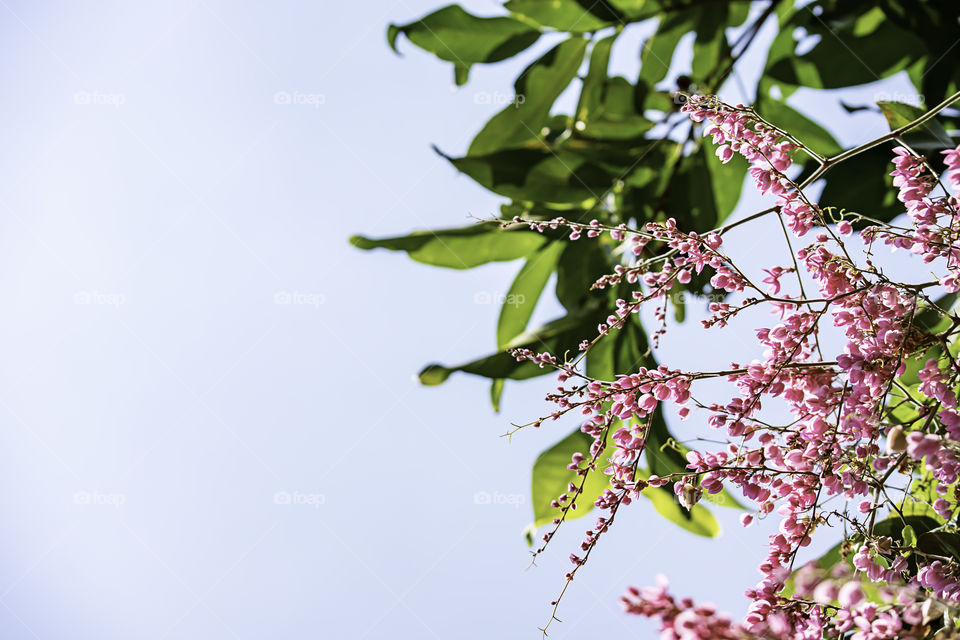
{"left": 0, "top": 1, "right": 920, "bottom": 638}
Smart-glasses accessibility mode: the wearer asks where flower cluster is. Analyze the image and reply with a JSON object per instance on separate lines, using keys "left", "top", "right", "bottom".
{"left": 510, "top": 94, "right": 960, "bottom": 639}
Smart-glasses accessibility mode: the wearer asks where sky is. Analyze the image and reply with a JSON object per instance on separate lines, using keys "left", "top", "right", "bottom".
{"left": 0, "top": 1, "right": 923, "bottom": 639}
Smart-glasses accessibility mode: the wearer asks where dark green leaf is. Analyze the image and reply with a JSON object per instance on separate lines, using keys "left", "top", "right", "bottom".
{"left": 666, "top": 145, "right": 748, "bottom": 229}
{"left": 818, "top": 147, "right": 899, "bottom": 222}
{"left": 555, "top": 239, "right": 612, "bottom": 311}
{"left": 440, "top": 146, "right": 612, "bottom": 203}
{"left": 418, "top": 308, "right": 603, "bottom": 384}
{"left": 645, "top": 409, "right": 688, "bottom": 478}
{"left": 763, "top": 6, "right": 924, "bottom": 92}
{"left": 753, "top": 99, "right": 842, "bottom": 157}
{"left": 644, "top": 409, "right": 746, "bottom": 510}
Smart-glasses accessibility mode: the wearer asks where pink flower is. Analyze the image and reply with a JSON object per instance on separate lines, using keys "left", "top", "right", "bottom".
{"left": 838, "top": 581, "right": 865, "bottom": 608}
{"left": 906, "top": 432, "right": 942, "bottom": 459}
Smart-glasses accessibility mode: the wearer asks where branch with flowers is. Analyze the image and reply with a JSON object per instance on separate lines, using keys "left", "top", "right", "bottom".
{"left": 506, "top": 90, "right": 960, "bottom": 639}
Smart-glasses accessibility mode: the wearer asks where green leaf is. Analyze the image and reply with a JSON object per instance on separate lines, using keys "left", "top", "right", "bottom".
{"left": 490, "top": 378, "right": 505, "bottom": 412}
{"left": 469, "top": 37, "right": 588, "bottom": 155}
{"left": 903, "top": 524, "right": 918, "bottom": 548}
{"left": 576, "top": 34, "right": 617, "bottom": 124}
{"left": 877, "top": 100, "right": 952, "bottom": 151}
{"left": 439, "top": 146, "right": 613, "bottom": 203}
{"left": 586, "top": 329, "right": 616, "bottom": 380}
{"left": 873, "top": 515, "right": 960, "bottom": 562}
{"left": 701, "top": 139, "right": 749, "bottom": 222}
{"left": 578, "top": 77, "right": 653, "bottom": 140}
{"left": 902, "top": 467, "right": 959, "bottom": 520}
{"left": 418, "top": 308, "right": 603, "bottom": 385}
{"left": 505, "top": 0, "right": 623, "bottom": 32}
{"left": 350, "top": 224, "right": 546, "bottom": 269}
{"left": 666, "top": 145, "right": 748, "bottom": 229}
{"left": 762, "top": 6, "right": 924, "bottom": 93}
{"left": 530, "top": 427, "right": 613, "bottom": 528}
{"left": 497, "top": 241, "right": 565, "bottom": 349}
{"left": 818, "top": 147, "right": 899, "bottom": 222}
{"left": 641, "top": 484, "right": 720, "bottom": 537}
{"left": 753, "top": 99, "right": 842, "bottom": 158}
{"left": 691, "top": 4, "right": 729, "bottom": 83}
{"left": 388, "top": 4, "right": 541, "bottom": 86}
{"left": 638, "top": 10, "right": 694, "bottom": 86}
{"left": 555, "top": 239, "right": 612, "bottom": 311}
{"left": 644, "top": 409, "right": 688, "bottom": 478}
{"left": 613, "top": 312, "right": 653, "bottom": 375}
{"left": 644, "top": 410, "right": 745, "bottom": 510}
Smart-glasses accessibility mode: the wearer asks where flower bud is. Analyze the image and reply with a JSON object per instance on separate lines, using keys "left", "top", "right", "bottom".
{"left": 679, "top": 483, "right": 702, "bottom": 511}
{"left": 874, "top": 536, "right": 893, "bottom": 554}
{"left": 922, "top": 598, "right": 945, "bottom": 624}
{"left": 886, "top": 426, "right": 908, "bottom": 453}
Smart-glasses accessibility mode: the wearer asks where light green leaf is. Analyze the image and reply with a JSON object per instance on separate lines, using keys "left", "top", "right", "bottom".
{"left": 586, "top": 330, "right": 615, "bottom": 380}
{"left": 691, "top": 4, "right": 729, "bottom": 82}
{"left": 576, "top": 34, "right": 617, "bottom": 124}
{"left": 490, "top": 378, "right": 505, "bottom": 412}
{"left": 505, "top": 0, "right": 621, "bottom": 32}
{"left": 877, "top": 100, "right": 952, "bottom": 150}
{"left": 903, "top": 524, "right": 918, "bottom": 548}
{"left": 638, "top": 10, "right": 693, "bottom": 86}
{"left": 350, "top": 224, "right": 545, "bottom": 269}
{"left": 645, "top": 410, "right": 746, "bottom": 510}
{"left": 530, "top": 427, "right": 613, "bottom": 529}
{"left": 578, "top": 76, "right": 653, "bottom": 140}
{"left": 642, "top": 485, "right": 720, "bottom": 537}
{"left": 388, "top": 4, "right": 541, "bottom": 86}
{"left": 497, "top": 241, "right": 564, "bottom": 349}
{"left": 469, "top": 37, "right": 588, "bottom": 155}
{"left": 702, "top": 138, "right": 749, "bottom": 222}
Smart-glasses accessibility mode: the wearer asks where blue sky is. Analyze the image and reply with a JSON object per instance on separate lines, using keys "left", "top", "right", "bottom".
{"left": 0, "top": 1, "right": 922, "bottom": 638}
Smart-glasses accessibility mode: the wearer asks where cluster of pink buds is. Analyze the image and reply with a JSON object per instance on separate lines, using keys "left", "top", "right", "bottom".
{"left": 510, "top": 93, "right": 960, "bottom": 640}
